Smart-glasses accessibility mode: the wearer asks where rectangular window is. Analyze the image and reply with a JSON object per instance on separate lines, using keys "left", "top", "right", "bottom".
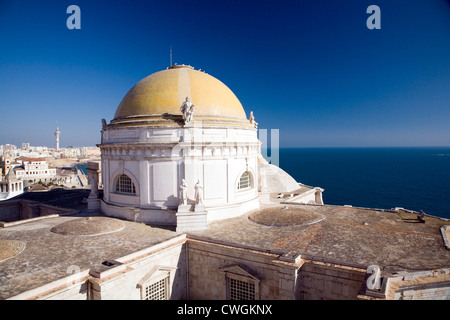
{"left": 143, "top": 276, "right": 168, "bottom": 300}
{"left": 228, "top": 277, "right": 255, "bottom": 300}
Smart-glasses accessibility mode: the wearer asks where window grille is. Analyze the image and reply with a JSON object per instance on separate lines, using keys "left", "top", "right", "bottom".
{"left": 115, "top": 174, "right": 136, "bottom": 194}
{"left": 143, "top": 276, "right": 168, "bottom": 300}
{"left": 228, "top": 277, "right": 255, "bottom": 300}
{"left": 238, "top": 172, "right": 251, "bottom": 190}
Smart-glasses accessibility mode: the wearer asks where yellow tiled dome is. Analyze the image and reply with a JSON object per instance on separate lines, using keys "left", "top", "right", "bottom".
{"left": 112, "top": 65, "right": 249, "bottom": 126}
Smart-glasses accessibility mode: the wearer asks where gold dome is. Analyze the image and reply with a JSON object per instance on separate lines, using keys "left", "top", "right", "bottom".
{"left": 112, "top": 65, "right": 251, "bottom": 127}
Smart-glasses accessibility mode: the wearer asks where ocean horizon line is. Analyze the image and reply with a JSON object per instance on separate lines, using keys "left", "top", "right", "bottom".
{"left": 271, "top": 145, "right": 450, "bottom": 149}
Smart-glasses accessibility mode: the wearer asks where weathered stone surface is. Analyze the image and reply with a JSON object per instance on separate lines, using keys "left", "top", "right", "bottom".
{"left": 50, "top": 217, "right": 125, "bottom": 236}
{"left": 1, "top": 203, "right": 449, "bottom": 300}
{"left": 249, "top": 206, "right": 324, "bottom": 227}
{"left": 0, "top": 240, "right": 25, "bottom": 261}
{"left": 0, "top": 214, "right": 178, "bottom": 299}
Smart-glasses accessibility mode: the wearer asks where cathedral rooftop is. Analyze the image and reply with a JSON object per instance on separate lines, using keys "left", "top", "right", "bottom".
{"left": 190, "top": 204, "right": 450, "bottom": 276}
{"left": 0, "top": 202, "right": 449, "bottom": 299}
{"left": 0, "top": 213, "right": 178, "bottom": 299}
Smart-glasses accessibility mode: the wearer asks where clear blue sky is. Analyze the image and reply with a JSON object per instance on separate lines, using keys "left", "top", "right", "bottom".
{"left": 1, "top": 0, "right": 449, "bottom": 148}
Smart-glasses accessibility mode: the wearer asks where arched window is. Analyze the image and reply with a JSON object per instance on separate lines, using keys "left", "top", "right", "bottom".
{"left": 237, "top": 171, "right": 252, "bottom": 190}
{"left": 115, "top": 174, "right": 136, "bottom": 195}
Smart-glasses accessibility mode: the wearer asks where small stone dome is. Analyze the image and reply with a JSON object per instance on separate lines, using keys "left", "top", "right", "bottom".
{"left": 249, "top": 207, "right": 325, "bottom": 227}
{"left": 50, "top": 217, "right": 125, "bottom": 236}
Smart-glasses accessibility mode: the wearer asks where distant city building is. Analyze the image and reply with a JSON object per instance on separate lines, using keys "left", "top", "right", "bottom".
{"left": 15, "top": 157, "right": 56, "bottom": 183}
{"left": 2, "top": 155, "right": 13, "bottom": 176}
{"left": 0, "top": 168, "right": 23, "bottom": 201}
{"left": 0, "top": 139, "right": 101, "bottom": 192}
{"left": 61, "top": 146, "right": 101, "bottom": 159}
{"left": 1, "top": 142, "right": 100, "bottom": 161}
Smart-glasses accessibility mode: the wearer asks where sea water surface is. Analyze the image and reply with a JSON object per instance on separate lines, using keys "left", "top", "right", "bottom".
{"left": 276, "top": 147, "right": 450, "bottom": 219}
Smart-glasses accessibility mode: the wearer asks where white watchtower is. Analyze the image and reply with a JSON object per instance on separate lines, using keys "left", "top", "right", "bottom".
{"left": 54, "top": 126, "right": 61, "bottom": 151}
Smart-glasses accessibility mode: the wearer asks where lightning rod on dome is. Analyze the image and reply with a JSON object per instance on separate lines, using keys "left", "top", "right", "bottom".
{"left": 170, "top": 44, "right": 173, "bottom": 67}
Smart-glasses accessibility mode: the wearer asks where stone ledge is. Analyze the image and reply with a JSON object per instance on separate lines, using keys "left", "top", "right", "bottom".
{"left": 440, "top": 225, "right": 450, "bottom": 250}
{"left": 0, "top": 214, "right": 60, "bottom": 228}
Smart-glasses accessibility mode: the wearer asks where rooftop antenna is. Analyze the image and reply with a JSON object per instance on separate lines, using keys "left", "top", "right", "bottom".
{"left": 170, "top": 44, "right": 173, "bottom": 66}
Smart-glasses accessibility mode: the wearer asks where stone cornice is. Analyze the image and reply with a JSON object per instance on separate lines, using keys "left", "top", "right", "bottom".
{"left": 99, "top": 142, "right": 260, "bottom": 160}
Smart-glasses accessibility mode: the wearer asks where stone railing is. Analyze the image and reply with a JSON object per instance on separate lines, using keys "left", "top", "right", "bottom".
{"left": 0, "top": 199, "right": 77, "bottom": 226}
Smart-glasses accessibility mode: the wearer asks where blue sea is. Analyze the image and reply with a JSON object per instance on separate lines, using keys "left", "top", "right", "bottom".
{"left": 276, "top": 147, "right": 450, "bottom": 220}
{"left": 76, "top": 163, "right": 88, "bottom": 175}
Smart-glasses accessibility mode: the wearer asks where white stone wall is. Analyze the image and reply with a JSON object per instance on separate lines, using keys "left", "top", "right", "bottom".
{"left": 8, "top": 270, "right": 91, "bottom": 300}
{"left": 89, "top": 241, "right": 187, "bottom": 300}
{"left": 287, "top": 188, "right": 324, "bottom": 205}
{"left": 297, "top": 261, "right": 366, "bottom": 300}
{"left": 394, "top": 283, "right": 450, "bottom": 300}
{"left": 100, "top": 125, "right": 260, "bottom": 225}
{"left": 390, "top": 269, "right": 450, "bottom": 300}
{"left": 187, "top": 239, "right": 299, "bottom": 300}
{"left": 100, "top": 201, "right": 177, "bottom": 225}
{"left": 14, "top": 236, "right": 188, "bottom": 300}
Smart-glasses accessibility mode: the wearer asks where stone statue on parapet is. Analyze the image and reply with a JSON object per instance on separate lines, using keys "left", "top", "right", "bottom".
{"left": 180, "top": 97, "right": 194, "bottom": 124}
{"left": 179, "top": 179, "right": 188, "bottom": 205}
{"left": 249, "top": 111, "right": 258, "bottom": 128}
{"left": 194, "top": 180, "right": 203, "bottom": 205}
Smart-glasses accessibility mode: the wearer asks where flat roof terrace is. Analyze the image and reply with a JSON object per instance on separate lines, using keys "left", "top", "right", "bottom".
{"left": 0, "top": 214, "right": 179, "bottom": 299}
{"left": 190, "top": 204, "right": 450, "bottom": 275}
{"left": 0, "top": 203, "right": 449, "bottom": 299}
